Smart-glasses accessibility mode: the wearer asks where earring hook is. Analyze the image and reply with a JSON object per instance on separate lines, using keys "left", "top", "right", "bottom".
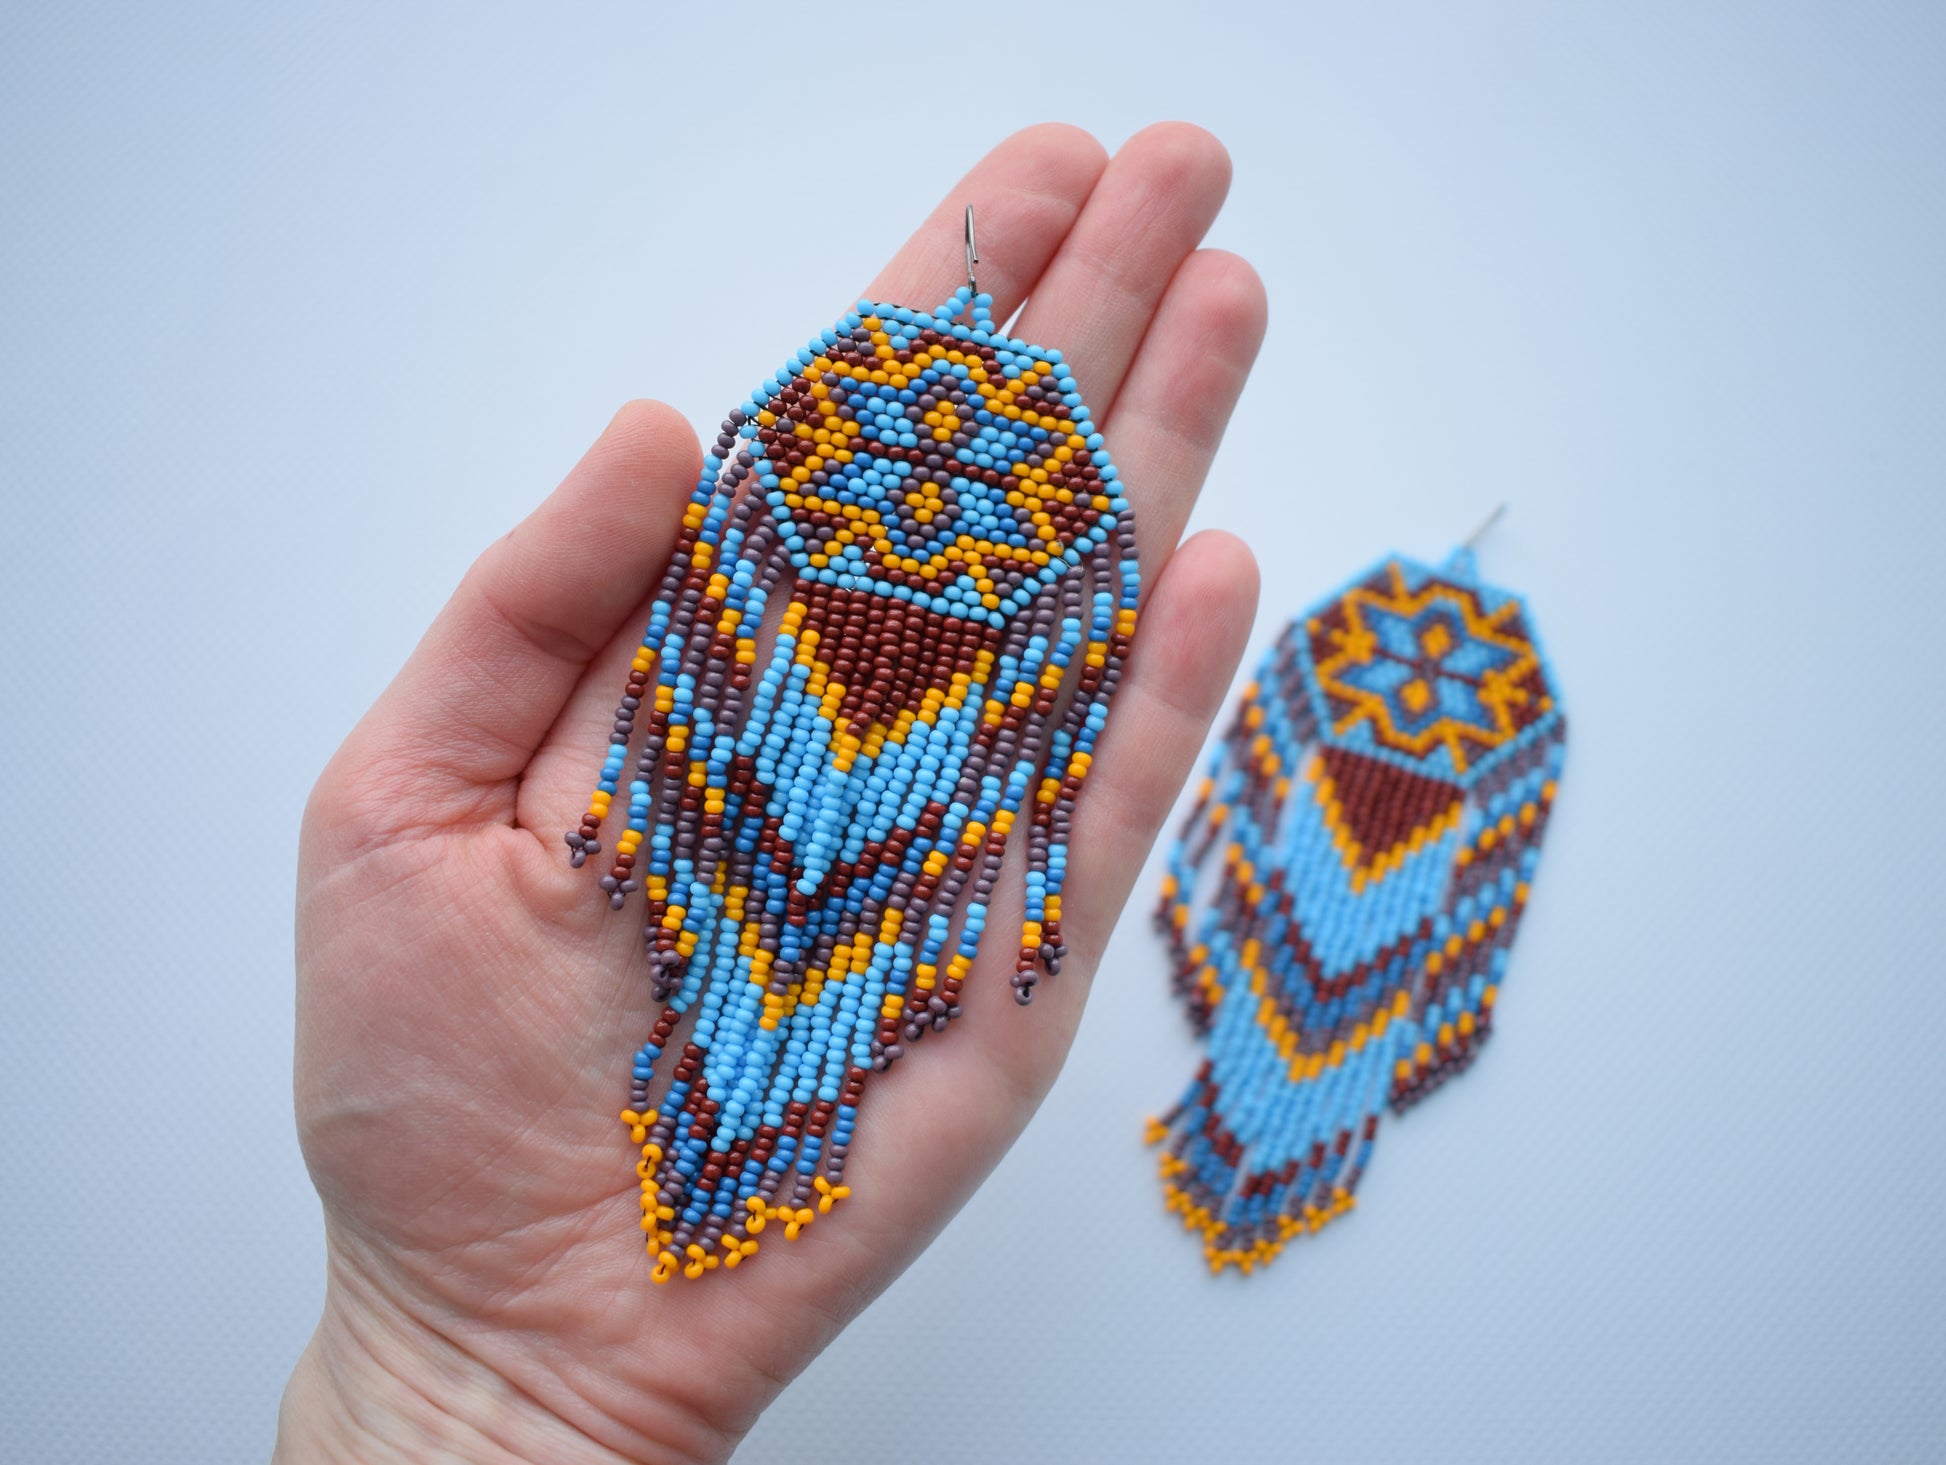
{"left": 964, "top": 205, "right": 980, "bottom": 300}
{"left": 1462, "top": 502, "right": 1509, "bottom": 550}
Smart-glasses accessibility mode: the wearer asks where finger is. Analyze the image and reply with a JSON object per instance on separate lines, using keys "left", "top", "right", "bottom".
{"left": 1054, "top": 529, "right": 1260, "bottom": 977}
{"left": 1100, "top": 248, "right": 1268, "bottom": 576}
{"left": 322, "top": 400, "right": 702, "bottom": 836}
{"left": 514, "top": 127, "right": 1111, "bottom": 839}
{"left": 926, "top": 248, "right": 1267, "bottom": 1071}
{"left": 863, "top": 122, "right": 1109, "bottom": 320}
{"left": 1011, "top": 122, "right": 1234, "bottom": 421}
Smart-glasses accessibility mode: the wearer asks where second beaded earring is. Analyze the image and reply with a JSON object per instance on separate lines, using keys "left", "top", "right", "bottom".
{"left": 1150, "top": 536, "right": 1566, "bottom": 1274}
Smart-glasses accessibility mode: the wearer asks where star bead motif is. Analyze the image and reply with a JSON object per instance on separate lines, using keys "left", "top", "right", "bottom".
{"left": 1312, "top": 563, "right": 1551, "bottom": 774}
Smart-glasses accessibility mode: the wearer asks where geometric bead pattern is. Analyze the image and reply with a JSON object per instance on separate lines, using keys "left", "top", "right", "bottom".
{"left": 569, "top": 287, "right": 1138, "bottom": 1282}
{"left": 1151, "top": 550, "right": 1565, "bottom": 1273}
{"left": 1310, "top": 556, "right": 1555, "bottom": 776}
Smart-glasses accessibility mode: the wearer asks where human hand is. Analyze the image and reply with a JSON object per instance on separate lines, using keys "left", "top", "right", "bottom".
{"left": 277, "top": 122, "right": 1265, "bottom": 1464}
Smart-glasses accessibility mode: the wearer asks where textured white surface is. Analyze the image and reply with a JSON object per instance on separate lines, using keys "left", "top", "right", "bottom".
{"left": 4, "top": 3, "right": 1943, "bottom": 1460}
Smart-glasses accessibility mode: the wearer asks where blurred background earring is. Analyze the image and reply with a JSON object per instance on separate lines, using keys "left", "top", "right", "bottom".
{"left": 1150, "top": 511, "right": 1567, "bottom": 1275}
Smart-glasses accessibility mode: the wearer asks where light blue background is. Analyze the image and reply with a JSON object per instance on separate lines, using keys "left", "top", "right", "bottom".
{"left": 4, "top": 4, "right": 1942, "bottom": 1460}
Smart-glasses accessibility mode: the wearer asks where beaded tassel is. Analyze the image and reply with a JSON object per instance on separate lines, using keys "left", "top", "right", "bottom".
{"left": 1150, "top": 550, "right": 1565, "bottom": 1274}
{"left": 570, "top": 288, "right": 1137, "bottom": 1282}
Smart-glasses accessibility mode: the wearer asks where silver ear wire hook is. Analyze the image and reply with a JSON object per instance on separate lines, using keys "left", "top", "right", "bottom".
{"left": 1463, "top": 502, "right": 1509, "bottom": 550}
{"left": 965, "top": 205, "right": 980, "bottom": 299}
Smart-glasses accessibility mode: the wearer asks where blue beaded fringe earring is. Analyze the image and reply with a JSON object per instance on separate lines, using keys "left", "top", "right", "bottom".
{"left": 1150, "top": 517, "right": 1566, "bottom": 1274}
{"left": 571, "top": 212, "right": 1140, "bottom": 1282}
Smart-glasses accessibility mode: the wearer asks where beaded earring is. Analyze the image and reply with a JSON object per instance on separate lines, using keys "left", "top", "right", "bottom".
{"left": 1149, "top": 524, "right": 1566, "bottom": 1274}
{"left": 571, "top": 215, "right": 1138, "bottom": 1282}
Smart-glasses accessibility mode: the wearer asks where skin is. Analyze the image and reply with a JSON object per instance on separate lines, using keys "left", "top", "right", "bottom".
{"left": 278, "top": 121, "right": 1267, "bottom": 1464}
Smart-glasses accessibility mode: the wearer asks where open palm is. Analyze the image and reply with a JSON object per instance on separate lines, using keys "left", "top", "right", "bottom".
{"left": 279, "top": 123, "right": 1265, "bottom": 1464}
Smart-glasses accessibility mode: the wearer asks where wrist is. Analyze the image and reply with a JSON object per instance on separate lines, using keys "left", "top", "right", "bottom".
{"left": 273, "top": 1256, "right": 732, "bottom": 1465}
{"left": 273, "top": 1305, "right": 624, "bottom": 1465}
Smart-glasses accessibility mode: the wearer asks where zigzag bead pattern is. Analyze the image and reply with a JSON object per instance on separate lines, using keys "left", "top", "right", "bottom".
{"left": 1151, "top": 550, "right": 1566, "bottom": 1274}
{"left": 570, "top": 288, "right": 1138, "bottom": 1282}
